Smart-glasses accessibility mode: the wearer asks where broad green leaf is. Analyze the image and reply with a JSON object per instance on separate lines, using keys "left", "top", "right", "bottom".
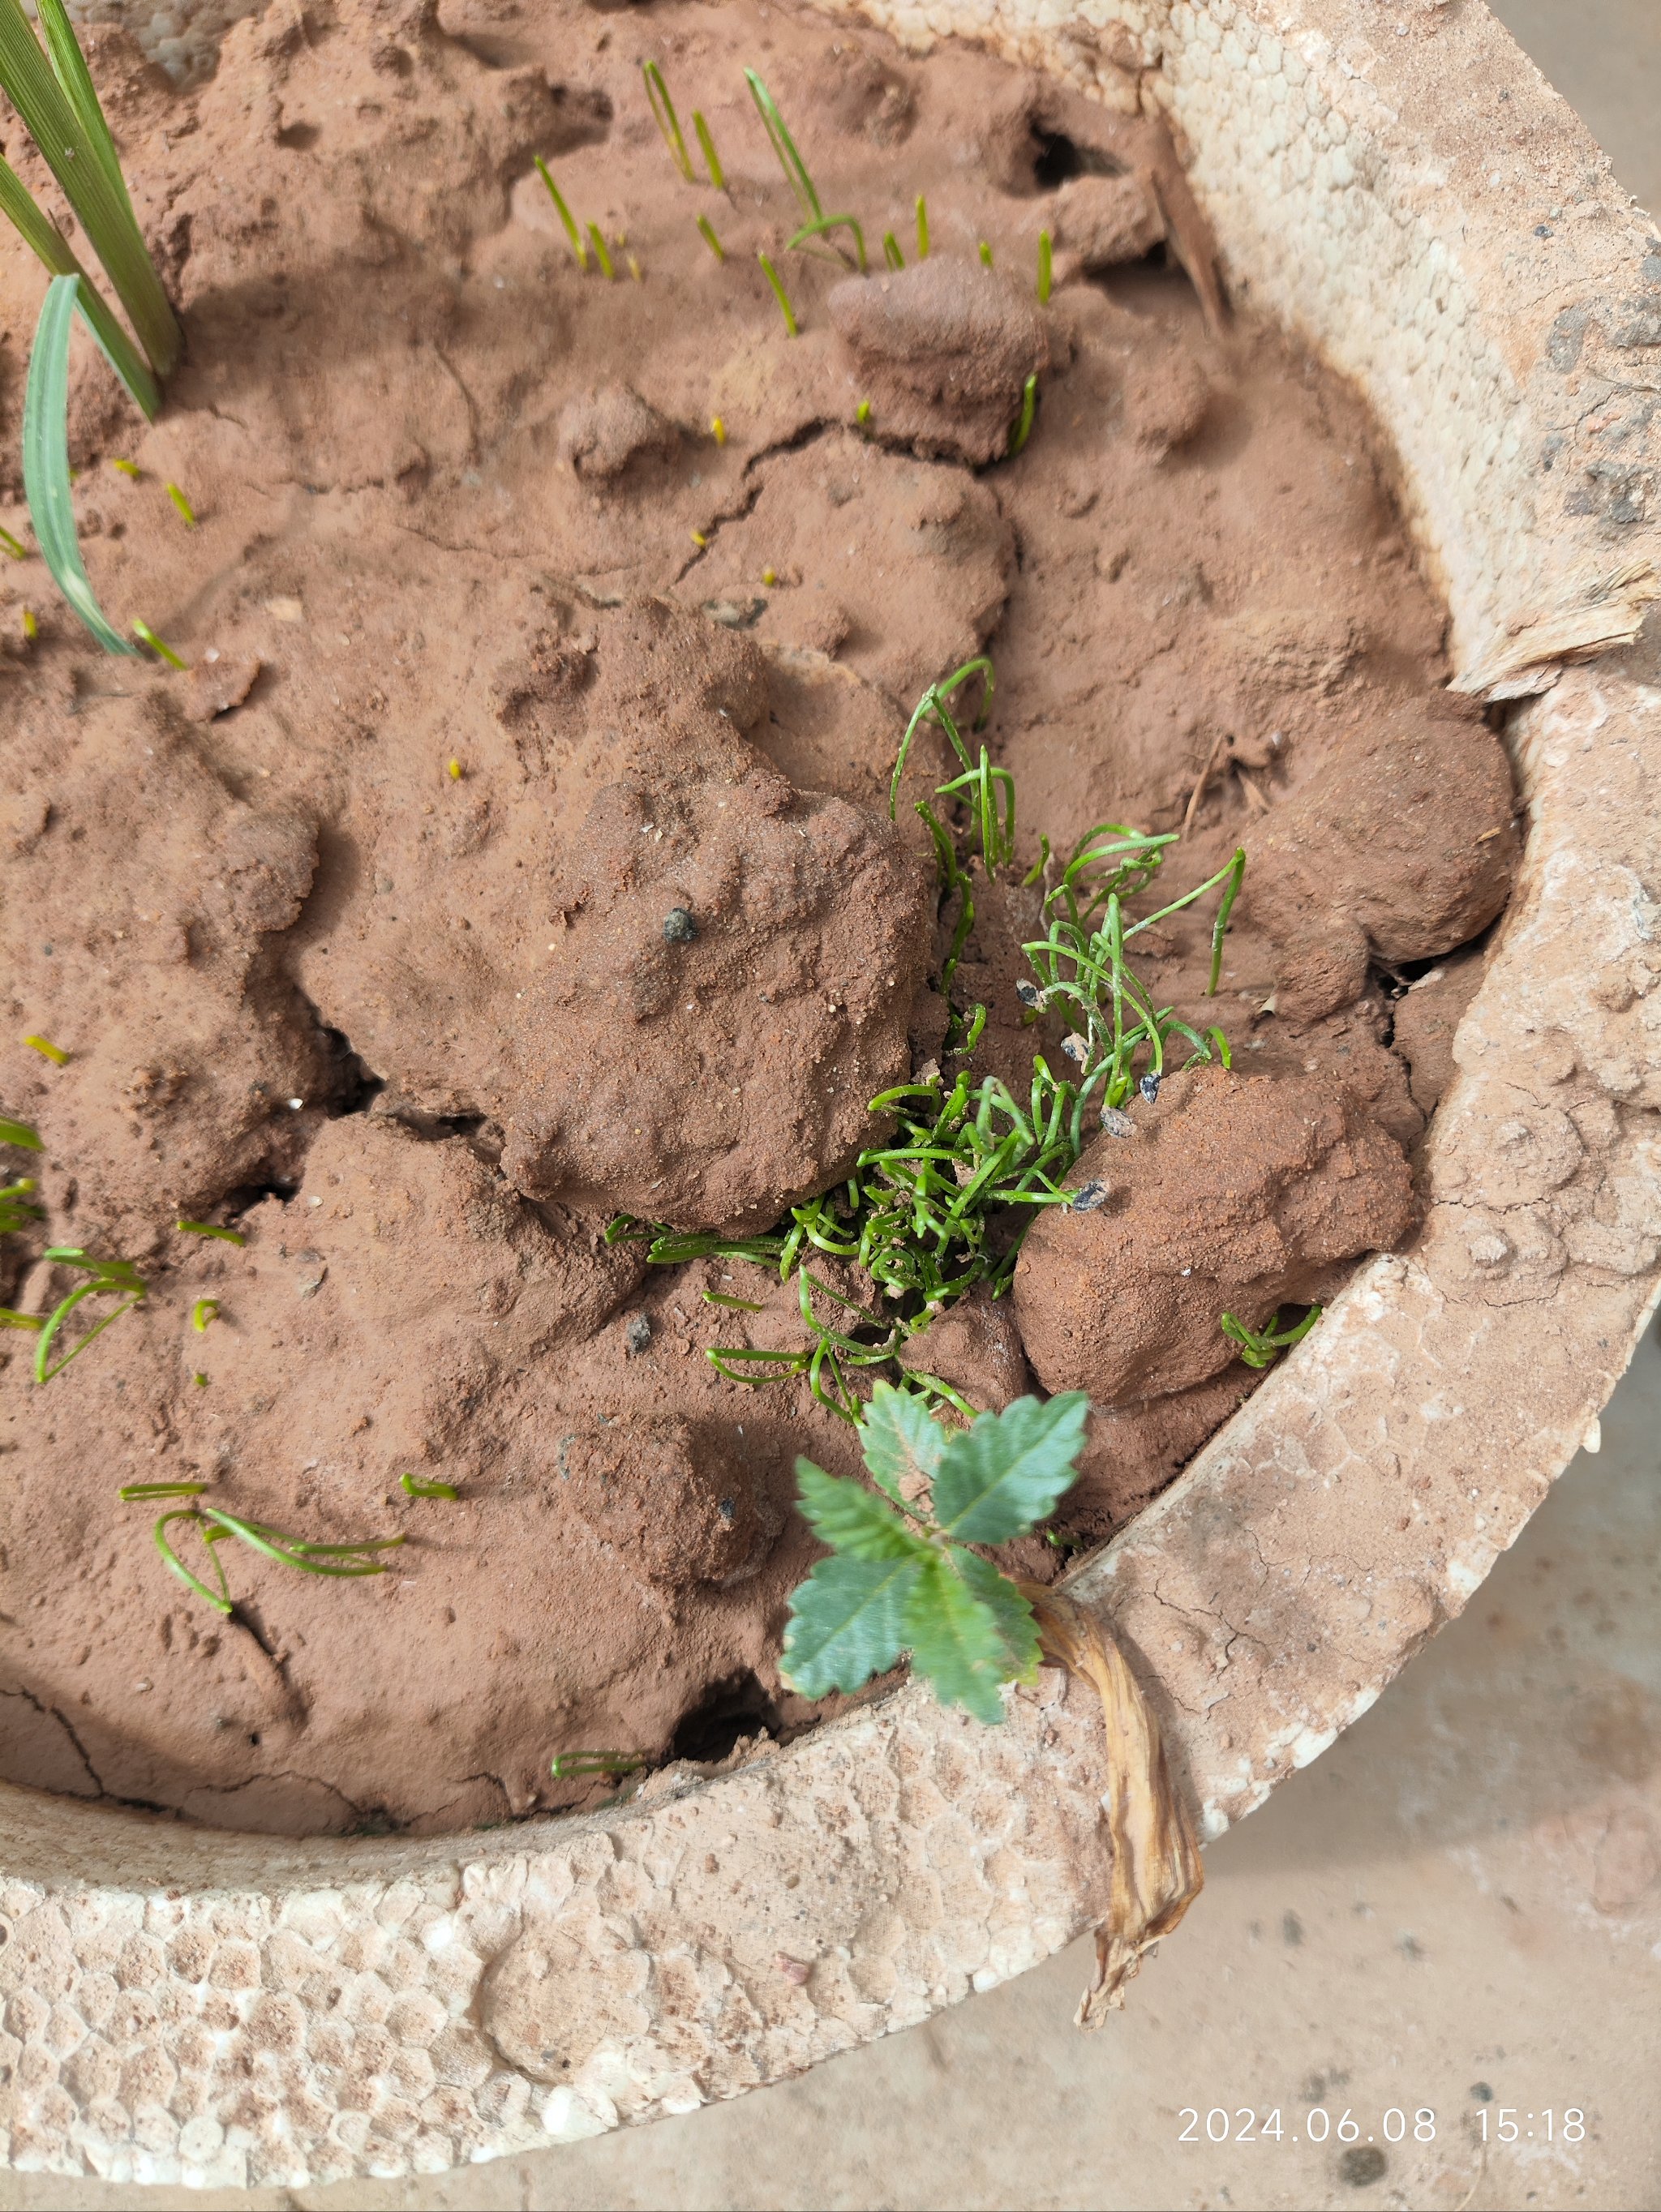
{"left": 952, "top": 1548, "right": 1041, "bottom": 1686}
{"left": 780, "top": 1552, "right": 922, "bottom": 1696}
{"left": 23, "top": 278, "right": 137, "bottom": 654}
{"left": 901, "top": 1553, "right": 1011, "bottom": 1725}
{"left": 0, "top": 0, "right": 180, "bottom": 377}
{"left": 36, "top": 0, "right": 133, "bottom": 216}
{"left": 795, "top": 1459, "right": 928, "bottom": 1563}
{"left": 860, "top": 1381, "right": 944, "bottom": 1512}
{"left": 932, "top": 1392, "right": 1090, "bottom": 1545}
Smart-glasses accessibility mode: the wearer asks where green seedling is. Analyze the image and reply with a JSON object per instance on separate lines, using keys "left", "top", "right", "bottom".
{"left": 0, "top": 1309, "right": 41, "bottom": 1332}
{"left": 534, "top": 157, "right": 588, "bottom": 269}
{"left": 401, "top": 1471, "right": 457, "bottom": 1499}
{"left": 757, "top": 251, "right": 798, "bottom": 337}
{"left": 697, "top": 212, "right": 726, "bottom": 263}
{"left": 126, "top": 1483, "right": 406, "bottom": 1616}
{"left": 176, "top": 1219, "right": 246, "bottom": 1245}
{"left": 693, "top": 110, "right": 725, "bottom": 190}
{"left": 550, "top": 1751, "right": 646, "bottom": 1780}
{"left": 166, "top": 482, "right": 195, "bottom": 527}
{"left": 110, "top": 457, "right": 139, "bottom": 479}
{"left": 0, "top": 1176, "right": 42, "bottom": 1236}
{"left": 191, "top": 1297, "right": 218, "bottom": 1333}
{"left": 642, "top": 59, "right": 694, "bottom": 182}
{"left": 856, "top": 398, "right": 871, "bottom": 428}
{"left": 787, "top": 210, "right": 865, "bottom": 272}
{"left": 1037, "top": 228, "right": 1053, "bottom": 304}
{"left": 20, "top": 607, "right": 36, "bottom": 640}
{"left": 131, "top": 617, "right": 185, "bottom": 667}
{"left": 745, "top": 69, "right": 821, "bottom": 225}
{"left": 24, "top": 278, "right": 143, "bottom": 654}
{"left": 711, "top": 414, "right": 727, "bottom": 444}
{"left": 916, "top": 195, "right": 929, "bottom": 259}
{"left": 882, "top": 229, "right": 903, "bottom": 271}
{"left": 703, "top": 1288, "right": 764, "bottom": 1312}
{"left": 612, "top": 655, "right": 1245, "bottom": 1424}
{"left": 0, "top": 524, "right": 24, "bottom": 559}
{"left": 586, "top": 223, "right": 616, "bottom": 281}
{"left": 1008, "top": 371, "right": 1037, "bottom": 456}
{"left": 1221, "top": 1305, "right": 1322, "bottom": 1369}
{"left": 24, "top": 1034, "right": 67, "bottom": 1063}
{"left": 0, "top": 1116, "right": 42, "bottom": 1150}
{"left": 783, "top": 1383, "right": 1088, "bottom": 1721}
{"left": 34, "top": 1245, "right": 144, "bottom": 1381}
{"left": 979, "top": 239, "right": 994, "bottom": 268}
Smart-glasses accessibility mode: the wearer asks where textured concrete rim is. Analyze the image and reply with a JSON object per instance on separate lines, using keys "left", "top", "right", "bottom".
{"left": 3, "top": 0, "right": 1660, "bottom": 2188}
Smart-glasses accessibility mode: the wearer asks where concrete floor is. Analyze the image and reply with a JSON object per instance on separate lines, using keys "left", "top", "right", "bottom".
{"left": 5, "top": 5, "right": 1659, "bottom": 2210}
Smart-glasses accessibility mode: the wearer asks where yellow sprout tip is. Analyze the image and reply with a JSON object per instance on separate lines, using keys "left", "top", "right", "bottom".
{"left": 762, "top": 568, "right": 778, "bottom": 588}
{"left": 690, "top": 529, "right": 708, "bottom": 548}
{"left": 111, "top": 459, "right": 140, "bottom": 480}
{"left": 448, "top": 758, "right": 463, "bottom": 780}
{"left": 167, "top": 483, "right": 197, "bottom": 528}
{"left": 711, "top": 416, "right": 727, "bottom": 445}
{"left": 22, "top": 609, "right": 38, "bottom": 640}
{"left": 24, "top": 1036, "right": 68, "bottom": 1065}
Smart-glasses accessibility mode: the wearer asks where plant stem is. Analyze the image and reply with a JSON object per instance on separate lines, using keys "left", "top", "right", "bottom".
{"left": 757, "top": 251, "right": 798, "bottom": 337}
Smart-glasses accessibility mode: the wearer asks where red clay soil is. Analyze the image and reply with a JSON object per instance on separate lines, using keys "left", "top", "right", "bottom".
{"left": 0, "top": 0, "right": 1517, "bottom": 1833}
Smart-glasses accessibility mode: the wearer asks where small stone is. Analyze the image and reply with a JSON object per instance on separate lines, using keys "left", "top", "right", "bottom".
{"left": 1337, "top": 2145, "right": 1387, "bottom": 2189}
{"left": 182, "top": 653, "right": 262, "bottom": 723}
{"left": 1139, "top": 1072, "right": 1161, "bottom": 1103}
{"left": 1015, "top": 980, "right": 1040, "bottom": 1007}
{"left": 1100, "top": 1106, "right": 1135, "bottom": 1138}
{"left": 624, "top": 1313, "right": 653, "bottom": 1354}
{"left": 1070, "top": 1180, "right": 1109, "bottom": 1211}
{"left": 662, "top": 907, "right": 698, "bottom": 945}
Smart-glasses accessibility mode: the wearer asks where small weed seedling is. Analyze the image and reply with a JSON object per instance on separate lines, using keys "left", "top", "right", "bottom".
{"left": 33, "top": 1246, "right": 144, "bottom": 1381}
{"left": 757, "top": 251, "right": 798, "bottom": 337}
{"left": 191, "top": 1298, "right": 218, "bottom": 1334}
{"left": 0, "top": 1115, "right": 42, "bottom": 1150}
{"left": 176, "top": 1218, "right": 246, "bottom": 1246}
{"left": 979, "top": 238, "right": 994, "bottom": 268}
{"left": 745, "top": 69, "right": 821, "bottom": 225}
{"left": 697, "top": 213, "right": 727, "bottom": 263}
{"left": 534, "top": 157, "right": 588, "bottom": 269}
{"left": 1007, "top": 371, "right": 1038, "bottom": 456}
{"left": 124, "top": 1482, "right": 405, "bottom": 1616}
{"left": 586, "top": 223, "right": 616, "bottom": 281}
{"left": 782, "top": 1383, "right": 1088, "bottom": 1721}
{"left": 882, "top": 229, "right": 903, "bottom": 271}
{"left": 165, "top": 482, "right": 195, "bottom": 528}
{"left": 694, "top": 111, "right": 725, "bottom": 190}
{"left": 131, "top": 617, "right": 186, "bottom": 667}
{"left": 916, "top": 195, "right": 929, "bottom": 259}
{"left": 642, "top": 60, "right": 694, "bottom": 182}
{"left": 1221, "top": 1305, "right": 1322, "bottom": 1369}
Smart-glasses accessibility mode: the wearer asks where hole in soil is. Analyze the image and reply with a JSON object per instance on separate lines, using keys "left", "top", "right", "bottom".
{"left": 277, "top": 121, "right": 320, "bottom": 151}
{"left": 1032, "top": 127, "right": 1091, "bottom": 188}
{"left": 320, "top": 1027, "right": 384, "bottom": 1117}
{"left": 220, "top": 1175, "right": 299, "bottom": 1219}
{"left": 670, "top": 1670, "right": 782, "bottom": 1764}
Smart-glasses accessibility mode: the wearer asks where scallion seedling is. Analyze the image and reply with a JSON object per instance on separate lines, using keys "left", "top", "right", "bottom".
{"left": 693, "top": 110, "right": 724, "bottom": 190}
{"left": 916, "top": 195, "right": 929, "bottom": 259}
{"left": 586, "top": 223, "right": 615, "bottom": 281}
{"left": 175, "top": 1219, "right": 246, "bottom": 1245}
{"left": 109, "top": 457, "right": 139, "bottom": 479}
{"left": 0, "top": 1177, "right": 42, "bottom": 1234}
{"left": 979, "top": 239, "right": 994, "bottom": 268}
{"left": 1037, "top": 229, "right": 1052, "bottom": 304}
{"left": 696, "top": 213, "right": 726, "bottom": 263}
{"left": 165, "top": 482, "right": 195, "bottom": 527}
{"left": 0, "top": 1117, "right": 43, "bottom": 1151}
{"left": 0, "top": 525, "right": 24, "bottom": 559}
{"left": 550, "top": 1751, "right": 646, "bottom": 1780}
{"left": 1221, "top": 1306, "right": 1322, "bottom": 1369}
{"left": 534, "top": 156, "right": 588, "bottom": 269}
{"left": 131, "top": 617, "right": 186, "bottom": 668}
{"left": 23, "top": 1035, "right": 67, "bottom": 1064}
{"left": 34, "top": 1245, "right": 144, "bottom": 1381}
{"left": 745, "top": 69, "right": 821, "bottom": 224}
{"left": 757, "top": 251, "right": 798, "bottom": 337}
{"left": 1007, "top": 372, "right": 1037, "bottom": 456}
{"left": 191, "top": 1297, "right": 218, "bottom": 1333}
{"left": 401, "top": 1471, "right": 457, "bottom": 1498}
{"left": 882, "top": 229, "right": 903, "bottom": 271}
{"left": 20, "top": 607, "right": 36, "bottom": 640}
{"left": 131, "top": 1488, "right": 406, "bottom": 1617}
{"left": 642, "top": 60, "right": 695, "bottom": 182}
{"left": 856, "top": 398, "right": 871, "bottom": 428}
{"left": 787, "top": 211, "right": 865, "bottom": 272}
{"left": 0, "top": 1309, "right": 43, "bottom": 1333}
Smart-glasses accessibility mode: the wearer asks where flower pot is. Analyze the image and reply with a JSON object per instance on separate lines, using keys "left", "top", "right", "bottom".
{"left": 2, "top": 0, "right": 1657, "bottom": 2187}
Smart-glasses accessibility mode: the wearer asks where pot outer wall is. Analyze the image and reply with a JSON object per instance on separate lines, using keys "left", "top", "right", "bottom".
{"left": 4, "top": 0, "right": 1659, "bottom": 2188}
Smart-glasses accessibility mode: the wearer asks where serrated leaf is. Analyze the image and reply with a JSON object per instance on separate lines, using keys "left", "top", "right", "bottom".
{"left": 23, "top": 277, "right": 137, "bottom": 654}
{"left": 780, "top": 1551, "right": 922, "bottom": 1696}
{"left": 859, "top": 1381, "right": 944, "bottom": 1511}
{"left": 932, "top": 1391, "right": 1090, "bottom": 1545}
{"left": 795, "top": 1459, "right": 929, "bottom": 1562}
{"left": 951, "top": 1548, "right": 1041, "bottom": 1686}
{"left": 902, "top": 1552, "right": 1011, "bottom": 1724}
